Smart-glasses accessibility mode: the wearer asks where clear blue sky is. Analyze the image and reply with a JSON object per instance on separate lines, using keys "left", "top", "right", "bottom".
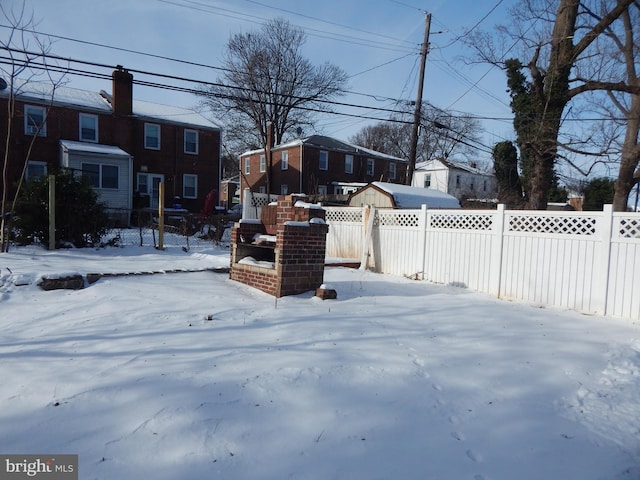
{"left": 3, "top": 0, "right": 518, "bottom": 162}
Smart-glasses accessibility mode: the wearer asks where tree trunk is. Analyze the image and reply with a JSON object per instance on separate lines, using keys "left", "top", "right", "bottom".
{"left": 613, "top": 92, "right": 640, "bottom": 211}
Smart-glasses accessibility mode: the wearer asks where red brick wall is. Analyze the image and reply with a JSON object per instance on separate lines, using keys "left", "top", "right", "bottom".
{"left": 230, "top": 195, "right": 329, "bottom": 297}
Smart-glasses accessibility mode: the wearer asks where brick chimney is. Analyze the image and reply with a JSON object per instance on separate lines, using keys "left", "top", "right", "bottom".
{"left": 112, "top": 66, "right": 133, "bottom": 117}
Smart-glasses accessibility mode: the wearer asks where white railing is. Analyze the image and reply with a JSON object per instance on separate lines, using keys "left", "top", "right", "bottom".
{"left": 324, "top": 204, "right": 640, "bottom": 321}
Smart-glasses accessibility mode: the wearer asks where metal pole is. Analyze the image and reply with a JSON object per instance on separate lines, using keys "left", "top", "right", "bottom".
{"left": 406, "top": 12, "right": 431, "bottom": 186}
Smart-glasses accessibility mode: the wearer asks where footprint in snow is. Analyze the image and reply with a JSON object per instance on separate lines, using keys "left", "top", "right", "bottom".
{"left": 466, "top": 449, "right": 482, "bottom": 463}
{"left": 451, "top": 431, "right": 465, "bottom": 441}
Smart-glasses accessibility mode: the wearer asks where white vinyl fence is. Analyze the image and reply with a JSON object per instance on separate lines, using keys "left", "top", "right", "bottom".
{"left": 324, "top": 204, "right": 640, "bottom": 321}
{"left": 241, "top": 191, "right": 640, "bottom": 320}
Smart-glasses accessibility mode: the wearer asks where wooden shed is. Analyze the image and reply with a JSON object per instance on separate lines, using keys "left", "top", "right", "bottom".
{"left": 348, "top": 181, "right": 460, "bottom": 209}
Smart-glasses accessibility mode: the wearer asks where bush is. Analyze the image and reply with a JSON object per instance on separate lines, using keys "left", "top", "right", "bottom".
{"left": 13, "top": 170, "right": 110, "bottom": 248}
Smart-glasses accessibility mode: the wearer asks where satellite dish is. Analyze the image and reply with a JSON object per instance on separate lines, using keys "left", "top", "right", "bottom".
{"left": 0, "top": 78, "right": 7, "bottom": 91}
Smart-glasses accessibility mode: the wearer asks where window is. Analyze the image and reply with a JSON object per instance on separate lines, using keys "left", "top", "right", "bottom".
{"left": 319, "top": 150, "right": 328, "bottom": 171}
{"left": 25, "top": 161, "right": 47, "bottom": 180}
{"left": 79, "top": 113, "right": 98, "bottom": 142}
{"left": 424, "top": 174, "right": 431, "bottom": 188}
{"left": 366, "top": 158, "right": 374, "bottom": 176}
{"left": 144, "top": 123, "right": 160, "bottom": 150}
{"left": 470, "top": 179, "right": 475, "bottom": 191}
{"left": 184, "top": 129, "right": 198, "bottom": 154}
{"left": 24, "top": 105, "right": 46, "bottom": 136}
{"left": 244, "top": 158, "right": 250, "bottom": 174}
{"left": 456, "top": 175, "right": 461, "bottom": 188}
{"left": 281, "top": 184, "right": 288, "bottom": 195}
{"left": 317, "top": 185, "right": 327, "bottom": 195}
{"left": 345, "top": 154, "right": 353, "bottom": 174}
{"left": 389, "top": 162, "right": 396, "bottom": 180}
{"left": 183, "top": 174, "right": 197, "bottom": 199}
{"left": 258, "top": 186, "right": 266, "bottom": 194}
{"left": 483, "top": 180, "right": 487, "bottom": 192}
{"left": 82, "top": 163, "right": 118, "bottom": 189}
{"left": 259, "top": 155, "right": 266, "bottom": 173}
{"left": 281, "top": 151, "right": 288, "bottom": 170}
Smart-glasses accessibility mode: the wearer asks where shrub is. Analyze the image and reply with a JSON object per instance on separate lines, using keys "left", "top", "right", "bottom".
{"left": 13, "top": 170, "right": 110, "bottom": 248}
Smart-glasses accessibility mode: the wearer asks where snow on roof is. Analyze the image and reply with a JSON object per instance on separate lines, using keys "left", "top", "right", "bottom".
{"left": 60, "top": 140, "right": 131, "bottom": 157}
{"left": 371, "top": 181, "right": 460, "bottom": 209}
{"left": 416, "top": 158, "right": 492, "bottom": 176}
{"left": 132, "top": 100, "right": 220, "bottom": 130}
{"left": 6, "top": 81, "right": 220, "bottom": 130}
{"left": 241, "top": 135, "right": 406, "bottom": 162}
{"left": 7, "top": 83, "right": 112, "bottom": 112}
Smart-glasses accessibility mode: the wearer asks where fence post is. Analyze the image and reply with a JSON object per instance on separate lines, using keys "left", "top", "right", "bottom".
{"left": 596, "top": 204, "right": 614, "bottom": 315}
{"left": 419, "top": 204, "right": 428, "bottom": 280}
{"left": 48, "top": 174, "right": 55, "bottom": 250}
{"left": 489, "top": 204, "right": 506, "bottom": 297}
{"left": 360, "top": 205, "right": 375, "bottom": 270}
{"left": 157, "top": 182, "right": 165, "bottom": 250}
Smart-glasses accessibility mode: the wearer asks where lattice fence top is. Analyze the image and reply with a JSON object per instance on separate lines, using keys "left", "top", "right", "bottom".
{"left": 508, "top": 214, "right": 597, "bottom": 235}
{"left": 325, "top": 208, "right": 363, "bottom": 223}
{"left": 249, "top": 195, "right": 278, "bottom": 208}
{"left": 376, "top": 210, "right": 420, "bottom": 227}
{"left": 429, "top": 213, "right": 493, "bottom": 231}
{"left": 617, "top": 217, "right": 640, "bottom": 238}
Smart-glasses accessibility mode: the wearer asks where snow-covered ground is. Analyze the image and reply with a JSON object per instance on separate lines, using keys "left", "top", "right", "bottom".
{"left": 1, "top": 243, "right": 639, "bottom": 479}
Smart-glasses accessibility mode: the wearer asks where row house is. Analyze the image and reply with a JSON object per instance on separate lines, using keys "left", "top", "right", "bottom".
{"left": 0, "top": 67, "right": 222, "bottom": 224}
{"left": 239, "top": 135, "right": 406, "bottom": 198}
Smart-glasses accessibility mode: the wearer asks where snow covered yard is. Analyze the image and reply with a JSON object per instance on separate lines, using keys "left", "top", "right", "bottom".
{"left": 0, "top": 245, "right": 639, "bottom": 479}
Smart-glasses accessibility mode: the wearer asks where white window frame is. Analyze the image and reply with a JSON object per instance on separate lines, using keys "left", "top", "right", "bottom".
{"left": 79, "top": 113, "right": 98, "bottom": 142}
{"left": 319, "top": 150, "right": 328, "bottom": 171}
{"left": 317, "top": 185, "right": 328, "bottom": 195}
{"left": 424, "top": 174, "right": 432, "bottom": 188}
{"left": 144, "top": 123, "right": 161, "bottom": 150}
{"left": 183, "top": 174, "right": 198, "bottom": 199}
{"left": 184, "top": 129, "right": 199, "bottom": 155}
{"left": 258, "top": 186, "right": 266, "bottom": 194}
{"left": 24, "top": 105, "right": 46, "bottom": 137}
{"left": 281, "top": 184, "right": 288, "bottom": 195}
{"left": 25, "top": 161, "right": 47, "bottom": 180}
{"left": 389, "top": 162, "right": 396, "bottom": 180}
{"left": 244, "top": 158, "right": 250, "bottom": 175}
{"left": 366, "top": 158, "right": 374, "bottom": 176}
{"left": 82, "top": 162, "right": 119, "bottom": 190}
{"left": 281, "top": 151, "right": 289, "bottom": 170}
{"left": 345, "top": 154, "right": 353, "bottom": 174}
{"left": 259, "top": 155, "right": 266, "bottom": 173}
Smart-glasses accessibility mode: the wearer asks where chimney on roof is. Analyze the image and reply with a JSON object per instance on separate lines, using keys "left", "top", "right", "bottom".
{"left": 112, "top": 66, "right": 133, "bottom": 117}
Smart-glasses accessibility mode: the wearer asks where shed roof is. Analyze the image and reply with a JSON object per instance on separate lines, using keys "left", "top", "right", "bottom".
{"left": 355, "top": 181, "right": 460, "bottom": 209}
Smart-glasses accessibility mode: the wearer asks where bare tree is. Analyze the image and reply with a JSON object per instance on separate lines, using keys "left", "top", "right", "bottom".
{"left": 602, "top": 3, "right": 640, "bottom": 211}
{"left": 1, "top": 1, "right": 68, "bottom": 251}
{"left": 198, "top": 18, "right": 348, "bottom": 194}
{"left": 349, "top": 103, "right": 483, "bottom": 169}
{"left": 468, "top": 0, "right": 638, "bottom": 209}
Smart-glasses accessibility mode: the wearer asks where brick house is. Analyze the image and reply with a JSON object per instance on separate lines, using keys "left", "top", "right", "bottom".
{"left": 0, "top": 67, "right": 221, "bottom": 223}
{"left": 239, "top": 135, "right": 406, "bottom": 198}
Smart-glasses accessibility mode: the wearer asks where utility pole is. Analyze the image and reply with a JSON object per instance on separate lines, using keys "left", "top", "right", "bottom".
{"left": 406, "top": 12, "right": 431, "bottom": 186}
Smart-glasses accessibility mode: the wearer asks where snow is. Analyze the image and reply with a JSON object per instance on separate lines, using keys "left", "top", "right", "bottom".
{"left": 372, "top": 181, "right": 461, "bottom": 209}
{"left": 1, "top": 243, "right": 639, "bottom": 479}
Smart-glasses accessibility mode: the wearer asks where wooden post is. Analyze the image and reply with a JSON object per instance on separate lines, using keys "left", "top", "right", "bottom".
{"left": 48, "top": 174, "right": 55, "bottom": 250}
{"left": 157, "top": 182, "right": 165, "bottom": 250}
{"left": 360, "top": 205, "right": 375, "bottom": 270}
